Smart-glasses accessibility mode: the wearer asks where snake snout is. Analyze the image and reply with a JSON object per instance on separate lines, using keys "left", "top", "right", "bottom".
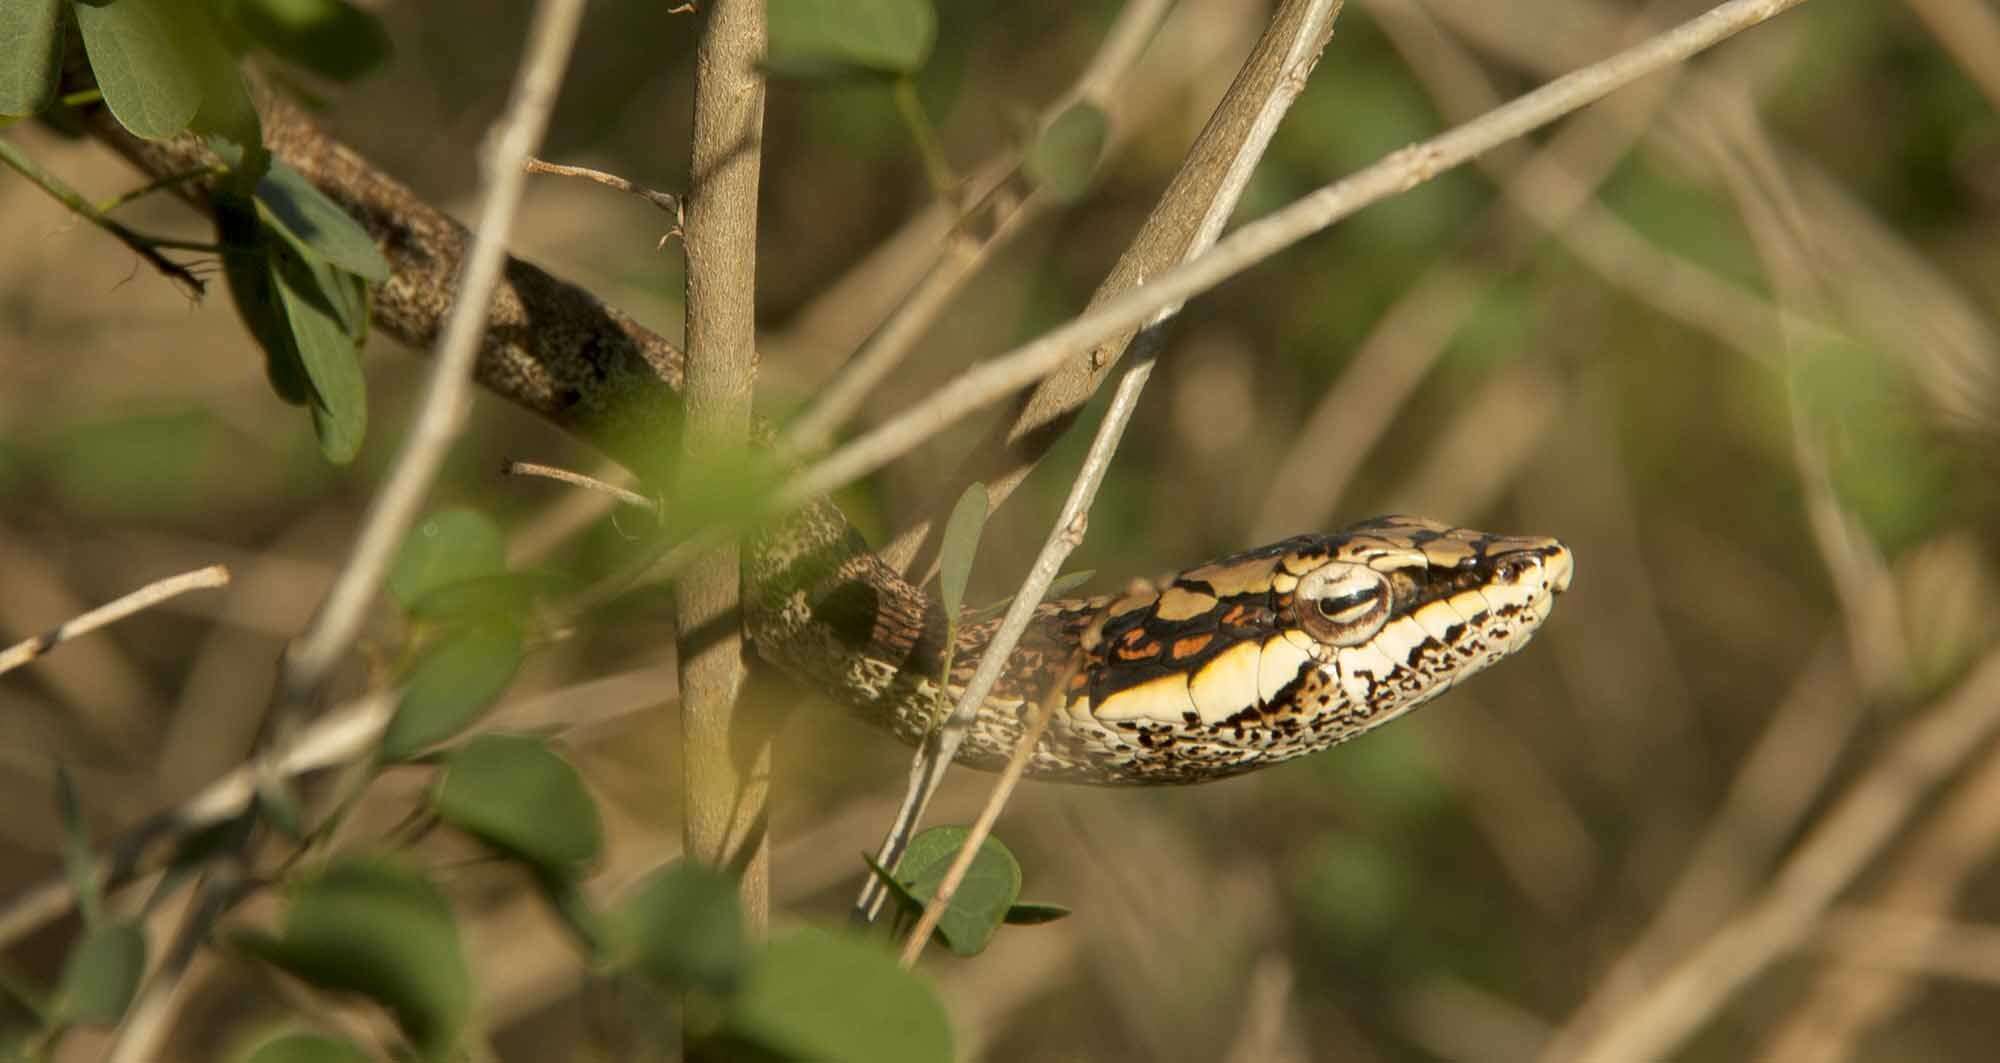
{"left": 1493, "top": 540, "right": 1573, "bottom": 595}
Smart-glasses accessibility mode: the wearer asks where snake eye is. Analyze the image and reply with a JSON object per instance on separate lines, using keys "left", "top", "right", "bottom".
{"left": 1295, "top": 562, "right": 1392, "bottom": 647}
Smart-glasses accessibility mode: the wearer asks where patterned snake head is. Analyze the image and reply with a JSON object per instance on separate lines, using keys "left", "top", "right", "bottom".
{"left": 1058, "top": 515, "right": 1573, "bottom": 783}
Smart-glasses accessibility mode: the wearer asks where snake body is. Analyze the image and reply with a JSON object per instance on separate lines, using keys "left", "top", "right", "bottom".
{"left": 749, "top": 507, "right": 1572, "bottom": 785}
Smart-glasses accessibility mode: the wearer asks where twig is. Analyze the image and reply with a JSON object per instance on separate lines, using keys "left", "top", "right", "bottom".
{"left": 777, "top": 0, "right": 1174, "bottom": 457}
{"left": 524, "top": 157, "right": 682, "bottom": 214}
{"left": 856, "top": 359, "right": 1156, "bottom": 922}
{"left": 775, "top": 0, "right": 1813, "bottom": 522}
{"left": 0, "top": 565, "right": 231, "bottom": 677}
{"left": 884, "top": 0, "right": 1343, "bottom": 577}
{"left": 897, "top": 653, "right": 1077, "bottom": 967}
{"left": 277, "top": 0, "right": 588, "bottom": 707}
{"left": 504, "top": 460, "right": 656, "bottom": 511}
{"left": 101, "top": 4, "right": 588, "bottom": 1054}
{"left": 0, "top": 136, "right": 209, "bottom": 295}
{"left": 858, "top": 0, "right": 1341, "bottom": 919}
{"left": 677, "top": 0, "right": 768, "bottom": 935}
{"left": 1550, "top": 647, "right": 2000, "bottom": 1061}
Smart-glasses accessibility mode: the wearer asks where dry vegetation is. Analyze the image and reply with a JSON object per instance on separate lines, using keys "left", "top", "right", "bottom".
{"left": 4, "top": 0, "right": 1999, "bottom": 1059}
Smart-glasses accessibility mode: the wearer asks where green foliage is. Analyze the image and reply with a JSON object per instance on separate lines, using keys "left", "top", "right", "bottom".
{"left": 256, "top": 164, "right": 392, "bottom": 281}
{"left": 380, "top": 620, "right": 525, "bottom": 760}
{"left": 236, "top": 859, "right": 470, "bottom": 1059}
{"left": 766, "top": 0, "right": 936, "bottom": 78}
{"left": 613, "top": 860, "right": 748, "bottom": 996}
{"left": 238, "top": 1031, "right": 375, "bottom": 1063}
{"left": 1792, "top": 339, "right": 1953, "bottom": 554}
{"left": 867, "top": 828, "right": 1067, "bottom": 956}
{"left": 389, "top": 508, "right": 509, "bottom": 610}
{"left": 0, "top": 0, "right": 64, "bottom": 117}
{"left": 268, "top": 228, "right": 369, "bottom": 463}
{"left": 431, "top": 734, "right": 602, "bottom": 880}
{"left": 723, "top": 929, "right": 952, "bottom": 1063}
{"left": 52, "top": 922, "right": 145, "bottom": 1027}
{"left": 937, "top": 482, "right": 988, "bottom": 620}
{"left": 71, "top": 0, "right": 208, "bottom": 139}
{"left": 1025, "top": 102, "right": 1109, "bottom": 203}
{"left": 224, "top": 0, "right": 392, "bottom": 82}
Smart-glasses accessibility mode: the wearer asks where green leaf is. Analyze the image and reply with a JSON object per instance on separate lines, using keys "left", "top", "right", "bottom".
{"left": 613, "top": 860, "right": 747, "bottom": 995}
{"left": 766, "top": 0, "right": 935, "bottom": 78}
{"left": 860, "top": 851, "right": 924, "bottom": 916}
{"left": 55, "top": 766, "right": 99, "bottom": 928}
{"left": 0, "top": 0, "right": 64, "bottom": 117}
{"left": 238, "top": 1031, "right": 375, "bottom": 1063}
{"left": 53, "top": 922, "right": 146, "bottom": 1026}
{"left": 937, "top": 482, "right": 987, "bottom": 621}
{"left": 1001, "top": 901, "right": 1071, "bottom": 925}
{"left": 236, "top": 859, "right": 470, "bottom": 1057}
{"left": 218, "top": 198, "right": 313, "bottom": 405}
{"left": 72, "top": 0, "right": 205, "bottom": 139}
{"left": 894, "top": 827, "right": 1022, "bottom": 957}
{"left": 389, "top": 508, "right": 508, "bottom": 610}
{"left": 431, "top": 734, "right": 601, "bottom": 880}
{"left": 380, "top": 621, "right": 524, "bottom": 760}
{"left": 256, "top": 163, "right": 391, "bottom": 281}
{"left": 191, "top": 63, "right": 266, "bottom": 188}
{"left": 725, "top": 929, "right": 952, "bottom": 1063}
{"left": 226, "top": 0, "right": 391, "bottom": 81}
{"left": 1025, "top": 102, "right": 1108, "bottom": 203}
{"left": 268, "top": 237, "right": 367, "bottom": 463}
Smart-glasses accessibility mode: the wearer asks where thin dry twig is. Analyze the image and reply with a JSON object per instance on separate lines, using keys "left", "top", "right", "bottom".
{"left": 776, "top": 0, "right": 1813, "bottom": 523}
{"left": 505, "top": 460, "right": 656, "bottom": 512}
{"left": 885, "top": 0, "right": 1344, "bottom": 578}
{"left": 525, "top": 157, "right": 683, "bottom": 215}
{"left": 897, "top": 653, "right": 1077, "bottom": 967}
{"left": 777, "top": 0, "right": 1176, "bottom": 457}
{"left": 856, "top": 360, "right": 1159, "bottom": 921}
{"left": 278, "top": 0, "right": 589, "bottom": 707}
{"left": 0, "top": 565, "right": 231, "bottom": 677}
{"left": 1550, "top": 647, "right": 2000, "bottom": 1062}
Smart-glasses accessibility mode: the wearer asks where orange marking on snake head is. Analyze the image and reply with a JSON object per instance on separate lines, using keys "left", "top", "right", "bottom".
{"left": 1172, "top": 633, "right": 1215, "bottom": 659}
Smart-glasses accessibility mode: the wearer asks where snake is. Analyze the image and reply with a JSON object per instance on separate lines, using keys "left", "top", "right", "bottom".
{"left": 748, "top": 504, "right": 1572, "bottom": 785}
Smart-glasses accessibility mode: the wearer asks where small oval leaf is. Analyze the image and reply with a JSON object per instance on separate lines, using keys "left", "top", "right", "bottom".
{"left": 432, "top": 734, "right": 601, "bottom": 879}
{"left": 766, "top": 0, "right": 936, "bottom": 78}
{"left": 226, "top": 0, "right": 391, "bottom": 82}
{"left": 256, "top": 163, "right": 391, "bottom": 281}
{"left": 238, "top": 859, "right": 470, "bottom": 1056}
{"left": 724, "top": 929, "right": 952, "bottom": 1063}
{"left": 1025, "top": 102, "right": 1108, "bottom": 203}
{"left": 0, "top": 0, "right": 64, "bottom": 117}
{"left": 389, "top": 508, "right": 507, "bottom": 610}
{"left": 380, "top": 622, "right": 524, "bottom": 760}
{"left": 268, "top": 239, "right": 367, "bottom": 463}
{"left": 239, "top": 1031, "right": 375, "bottom": 1063}
{"left": 937, "top": 482, "right": 987, "bottom": 620}
{"left": 73, "top": 0, "right": 205, "bottom": 139}
{"left": 55, "top": 921, "right": 147, "bottom": 1026}
{"left": 897, "top": 827, "right": 1022, "bottom": 957}
{"left": 613, "top": 860, "right": 747, "bottom": 995}
{"left": 1002, "top": 901, "right": 1071, "bottom": 925}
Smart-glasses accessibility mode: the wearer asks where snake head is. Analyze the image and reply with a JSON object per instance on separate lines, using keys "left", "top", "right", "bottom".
{"left": 1073, "top": 515, "right": 1572, "bottom": 782}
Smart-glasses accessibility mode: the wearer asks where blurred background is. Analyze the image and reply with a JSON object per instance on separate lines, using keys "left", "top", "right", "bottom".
{"left": 5, "top": 0, "right": 2000, "bottom": 1059}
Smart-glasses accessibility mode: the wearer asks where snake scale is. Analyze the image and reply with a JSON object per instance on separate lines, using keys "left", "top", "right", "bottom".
{"left": 748, "top": 502, "right": 1572, "bottom": 785}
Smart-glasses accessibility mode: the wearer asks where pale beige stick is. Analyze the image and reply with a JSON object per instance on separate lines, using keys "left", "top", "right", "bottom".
{"left": 897, "top": 654, "right": 1075, "bottom": 968}
{"left": 0, "top": 564, "right": 230, "bottom": 677}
